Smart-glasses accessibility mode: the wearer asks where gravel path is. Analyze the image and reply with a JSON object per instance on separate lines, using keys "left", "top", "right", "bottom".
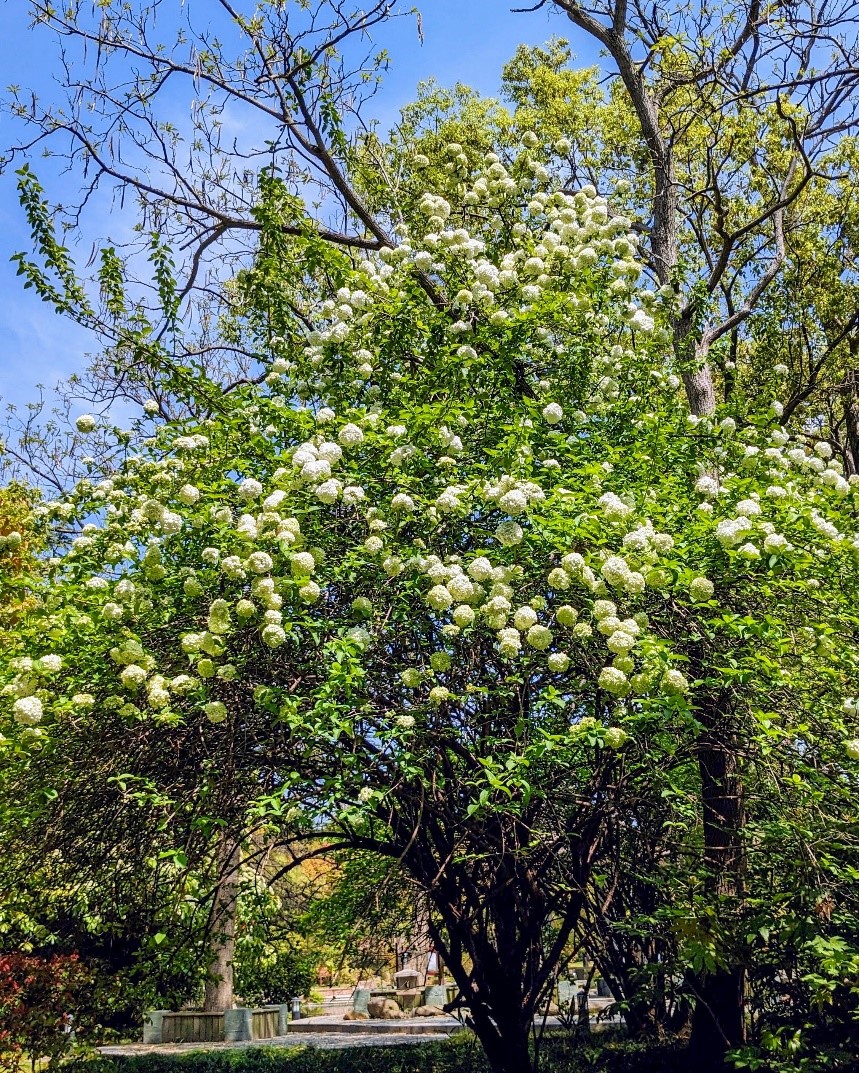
{"left": 100, "top": 1033, "right": 456, "bottom": 1056}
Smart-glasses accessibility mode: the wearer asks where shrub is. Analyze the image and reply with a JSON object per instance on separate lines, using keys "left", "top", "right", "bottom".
{"left": 0, "top": 953, "right": 93, "bottom": 1072}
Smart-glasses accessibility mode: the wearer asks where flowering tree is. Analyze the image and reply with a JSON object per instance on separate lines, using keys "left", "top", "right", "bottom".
{"left": 5, "top": 123, "right": 859, "bottom": 1071}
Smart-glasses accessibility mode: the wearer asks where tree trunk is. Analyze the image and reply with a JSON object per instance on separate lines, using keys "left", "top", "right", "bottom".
{"left": 203, "top": 839, "right": 241, "bottom": 1012}
{"left": 688, "top": 721, "right": 746, "bottom": 1069}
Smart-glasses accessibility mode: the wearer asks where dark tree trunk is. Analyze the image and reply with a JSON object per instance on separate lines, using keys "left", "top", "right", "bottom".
{"left": 688, "top": 719, "right": 746, "bottom": 1069}
{"left": 203, "top": 839, "right": 241, "bottom": 1012}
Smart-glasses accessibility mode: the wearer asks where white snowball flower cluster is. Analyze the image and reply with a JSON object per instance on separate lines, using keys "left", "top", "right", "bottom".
{"left": 689, "top": 577, "right": 715, "bottom": 602}
{"left": 598, "top": 492, "right": 633, "bottom": 522}
{"left": 238, "top": 478, "right": 263, "bottom": 500}
{"left": 338, "top": 423, "right": 364, "bottom": 447}
{"left": 14, "top": 696, "right": 43, "bottom": 725}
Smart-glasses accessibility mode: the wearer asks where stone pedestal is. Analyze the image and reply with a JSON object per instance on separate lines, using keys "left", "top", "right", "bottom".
{"left": 223, "top": 1008, "right": 253, "bottom": 1042}
{"left": 142, "top": 1010, "right": 169, "bottom": 1044}
{"left": 422, "top": 984, "right": 447, "bottom": 1008}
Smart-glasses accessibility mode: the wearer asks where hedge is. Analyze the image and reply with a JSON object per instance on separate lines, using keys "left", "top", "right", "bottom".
{"left": 65, "top": 1034, "right": 694, "bottom": 1073}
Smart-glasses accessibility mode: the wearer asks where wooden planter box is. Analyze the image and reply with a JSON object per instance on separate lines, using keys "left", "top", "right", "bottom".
{"left": 145, "top": 1005, "right": 287, "bottom": 1044}
{"left": 161, "top": 1012, "right": 225, "bottom": 1044}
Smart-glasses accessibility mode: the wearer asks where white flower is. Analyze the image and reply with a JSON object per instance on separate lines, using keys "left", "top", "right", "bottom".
{"left": 735, "top": 498, "right": 761, "bottom": 517}
{"left": 102, "top": 602, "right": 124, "bottom": 621}
{"left": 845, "top": 739, "right": 859, "bottom": 760}
{"left": 178, "top": 484, "right": 200, "bottom": 505}
{"left": 13, "top": 696, "right": 43, "bottom": 724}
{"left": 499, "top": 488, "right": 529, "bottom": 515}
{"left": 298, "top": 581, "right": 321, "bottom": 603}
{"left": 263, "top": 490, "right": 287, "bottom": 512}
{"left": 291, "top": 552, "right": 315, "bottom": 576}
{"left": 204, "top": 701, "right": 228, "bottom": 723}
{"left": 572, "top": 622, "right": 593, "bottom": 640}
{"left": 562, "top": 553, "right": 586, "bottom": 578}
{"left": 598, "top": 492, "right": 632, "bottom": 521}
{"left": 246, "top": 551, "right": 273, "bottom": 575}
{"left": 391, "top": 493, "right": 416, "bottom": 513}
{"left": 606, "top": 631, "right": 635, "bottom": 654}
{"left": 338, "top": 423, "right": 364, "bottom": 447}
{"left": 513, "top": 606, "right": 538, "bottom": 631}
{"left": 315, "top": 479, "right": 342, "bottom": 504}
{"left": 75, "top": 414, "right": 96, "bottom": 433}
{"left": 601, "top": 556, "right": 631, "bottom": 587}
{"left": 689, "top": 577, "right": 714, "bottom": 602}
{"left": 221, "top": 555, "right": 246, "bottom": 579}
{"left": 629, "top": 309, "right": 654, "bottom": 333}
{"left": 427, "top": 585, "right": 454, "bottom": 611}
{"left": 662, "top": 669, "right": 689, "bottom": 694}
{"left": 556, "top": 605, "right": 579, "bottom": 627}
{"left": 453, "top": 604, "right": 475, "bottom": 627}
{"left": 262, "top": 623, "right": 286, "bottom": 648}
{"left": 467, "top": 557, "right": 494, "bottom": 582}
{"left": 316, "top": 407, "right": 336, "bottom": 423}
{"left": 160, "top": 511, "right": 183, "bottom": 535}
{"left": 715, "top": 517, "right": 752, "bottom": 547}
{"left": 547, "top": 652, "right": 570, "bottom": 672}
{"left": 542, "top": 402, "right": 564, "bottom": 425}
{"left": 695, "top": 474, "right": 720, "bottom": 497}
{"left": 301, "top": 459, "right": 332, "bottom": 483}
{"left": 396, "top": 713, "right": 415, "bottom": 730}
{"left": 120, "top": 664, "right": 148, "bottom": 690}
{"left": 548, "top": 567, "right": 571, "bottom": 590}
{"left": 435, "top": 488, "right": 463, "bottom": 513}
{"left": 495, "top": 520, "right": 524, "bottom": 546}
{"left": 238, "top": 478, "right": 263, "bottom": 500}
{"left": 429, "top": 685, "right": 450, "bottom": 705}
{"left": 447, "top": 575, "right": 475, "bottom": 602}
{"left": 763, "top": 533, "right": 789, "bottom": 553}
{"left": 598, "top": 667, "right": 629, "bottom": 695}
{"left": 497, "top": 627, "right": 522, "bottom": 658}
{"left": 527, "top": 624, "right": 553, "bottom": 650}
{"left": 317, "top": 442, "right": 343, "bottom": 464}
{"left": 36, "top": 654, "right": 63, "bottom": 675}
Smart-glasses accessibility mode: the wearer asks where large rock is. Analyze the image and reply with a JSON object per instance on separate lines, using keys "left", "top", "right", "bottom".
{"left": 413, "top": 1004, "right": 447, "bottom": 1017}
{"left": 367, "top": 997, "right": 405, "bottom": 1020}
{"left": 343, "top": 1010, "right": 369, "bottom": 1021}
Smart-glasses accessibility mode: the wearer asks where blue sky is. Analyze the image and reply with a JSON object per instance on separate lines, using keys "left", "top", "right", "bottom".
{"left": 0, "top": 1, "right": 598, "bottom": 412}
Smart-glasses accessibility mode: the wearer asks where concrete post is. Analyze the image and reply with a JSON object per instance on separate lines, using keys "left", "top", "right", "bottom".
{"left": 223, "top": 1008, "right": 254, "bottom": 1042}
{"left": 142, "top": 1010, "right": 169, "bottom": 1044}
